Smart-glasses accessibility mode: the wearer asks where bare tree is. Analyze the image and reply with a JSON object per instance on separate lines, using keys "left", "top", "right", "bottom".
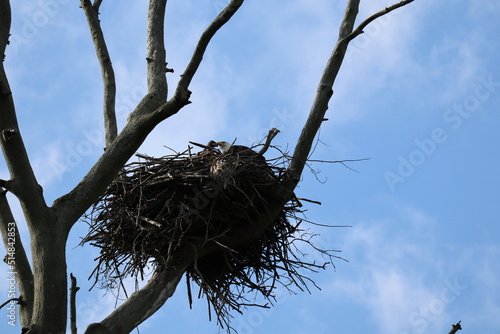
{"left": 0, "top": 0, "right": 415, "bottom": 333}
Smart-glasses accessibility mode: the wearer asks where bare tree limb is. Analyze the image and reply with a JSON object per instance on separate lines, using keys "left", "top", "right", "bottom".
{"left": 258, "top": 128, "right": 280, "bottom": 156}
{"left": 2, "top": 5, "right": 69, "bottom": 332}
{"left": 146, "top": 0, "right": 168, "bottom": 99}
{"left": 287, "top": 0, "right": 415, "bottom": 186}
{"left": 341, "top": 0, "right": 415, "bottom": 44}
{"left": 0, "top": 190, "right": 33, "bottom": 326}
{"left": 287, "top": 0, "right": 360, "bottom": 183}
{"left": 0, "top": 0, "right": 48, "bottom": 218}
{"left": 54, "top": 0, "right": 245, "bottom": 228}
{"left": 175, "top": 0, "right": 243, "bottom": 92}
{"left": 448, "top": 321, "right": 462, "bottom": 334}
{"left": 81, "top": 0, "right": 118, "bottom": 147}
{"left": 70, "top": 273, "right": 80, "bottom": 334}
{"left": 93, "top": 0, "right": 103, "bottom": 10}
{"left": 84, "top": 268, "right": 185, "bottom": 334}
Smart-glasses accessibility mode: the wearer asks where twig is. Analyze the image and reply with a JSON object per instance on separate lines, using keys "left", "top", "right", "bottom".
{"left": 0, "top": 297, "right": 24, "bottom": 310}
{"left": 340, "top": 0, "right": 415, "bottom": 44}
{"left": 176, "top": 0, "right": 244, "bottom": 93}
{"left": 70, "top": 273, "right": 80, "bottom": 334}
{"left": 296, "top": 198, "right": 321, "bottom": 205}
{"left": 448, "top": 321, "right": 462, "bottom": 334}
{"left": 189, "top": 140, "right": 217, "bottom": 151}
{"left": 81, "top": 0, "right": 117, "bottom": 147}
{"left": 258, "top": 128, "right": 280, "bottom": 156}
{"left": 287, "top": 0, "right": 414, "bottom": 186}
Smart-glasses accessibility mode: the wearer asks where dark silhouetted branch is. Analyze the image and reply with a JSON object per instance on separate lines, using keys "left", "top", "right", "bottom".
{"left": 287, "top": 0, "right": 414, "bottom": 188}
{"left": 175, "top": 0, "right": 244, "bottom": 96}
{"left": 341, "top": 0, "right": 415, "bottom": 44}
{"left": 258, "top": 128, "right": 280, "bottom": 156}
{"left": 70, "top": 273, "right": 80, "bottom": 334}
{"left": 84, "top": 268, "right": 185, "bottom": 334}
{"left": 448, "top": 321, "right": 462, "bottom": 334}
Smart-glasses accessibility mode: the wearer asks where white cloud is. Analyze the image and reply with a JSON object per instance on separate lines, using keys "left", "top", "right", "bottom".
{"left": 323, "top": 206, "right": 469, "bottom": 334}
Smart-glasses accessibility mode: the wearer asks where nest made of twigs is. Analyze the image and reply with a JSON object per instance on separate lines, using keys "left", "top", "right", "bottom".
{"left": 83, "top": 143, "right": 337, "bottom": 328}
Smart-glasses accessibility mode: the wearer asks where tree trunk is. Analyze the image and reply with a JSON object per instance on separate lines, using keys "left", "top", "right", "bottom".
{"left": 28, "top": 218, "right": 68, "bottom": 334}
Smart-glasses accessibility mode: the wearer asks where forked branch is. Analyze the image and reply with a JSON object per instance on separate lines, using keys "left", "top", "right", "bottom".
{"left": 341, "top": 0, "right": 415, "bottom": 44}
{"left": 287, "top": 0, "right": 415, "bottom": 185}
{"left": 54, "top": 0, "right": 244, "bottom": 239}
{"left": 81, "top": 0, "right": 118, "bottom": 147}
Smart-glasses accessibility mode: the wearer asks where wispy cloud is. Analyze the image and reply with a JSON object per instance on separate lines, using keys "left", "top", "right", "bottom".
{"left": 324, "top": 205, "right": 471, "bottom": 334}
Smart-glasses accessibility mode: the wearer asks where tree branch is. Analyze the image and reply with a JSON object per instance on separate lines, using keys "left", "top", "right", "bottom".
{"left": 0, "top": 0, "right": 10, "bottom": 59}
{"left": 84, "top": 268, "right": 186, "bottom": 334}
{"left": 0, "top": 190, "right": 34, "bottom": 326}
{"left": 287, "top": 0, "right": 415, "bottom": 186}
{"left": 287, "top": 0, "right": 359, "bottom": 184}
{"left": 54, "top": 0, "right": 245, "bottom": 228}
{"left": 81, "top": 0, "right": 118, "bottom": 147}
{"left": 258, "top": 128, "right": 280, "bottom": 156}
{"left": 448, "top": 321, "right": 462, "bottom": 334}
{"left": 0, "top": 0, "right": 48, "bottom": 213}
{"left": 175, "top": 0, "right": 243, "bottom": 93}
{"left": 146, "top": 0, "right": 168, "bottom": 99}
{"left": 70, "top": 273, "right": 80, "bottom": 334}
{"left": 93, "top": 0, "right": 103, "bottom": 10}
{"left": 340, "top": 0, "right": 415, "bottom": 45}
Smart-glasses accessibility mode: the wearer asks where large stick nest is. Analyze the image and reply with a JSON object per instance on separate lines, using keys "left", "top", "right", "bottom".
{"left": 83, "top": 143, "right": 338, "bottom": 328}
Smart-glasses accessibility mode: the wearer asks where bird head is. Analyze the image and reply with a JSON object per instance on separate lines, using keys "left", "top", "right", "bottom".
{"left": 207, "top": 140, "right": 218, "bottom": 148}
{"left": 216, "top": 141, "right": 232, "bottom": 153}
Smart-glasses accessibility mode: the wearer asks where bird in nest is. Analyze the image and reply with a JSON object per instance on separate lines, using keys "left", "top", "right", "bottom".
{"left": 216, "top": 141, "right": 254, "bottom": 154}
{"left": 218, "top": 140, "right": 269, "bottom": 164}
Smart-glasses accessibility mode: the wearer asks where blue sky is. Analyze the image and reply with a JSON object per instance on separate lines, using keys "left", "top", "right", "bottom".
{"left": 1, "top": 0, "right": 499, "bottom": 333}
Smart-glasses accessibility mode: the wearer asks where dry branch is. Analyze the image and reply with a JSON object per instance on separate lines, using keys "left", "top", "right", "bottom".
{"left": 81, "top": 0, "right": 118, "bottom": 147}
{"left": 448, "top": 321, "right": 462, "bottom": 334}
{"left": 70, "top": 273, "right": 80, "bottom": 334}
{"left": 341, "top": 0, "right": 415, "bottom": 44}
{"left": 146, "top": 0, "right": 168, "bottom": 98}
{"left": 54, "top": 0, "right": 245, "bottom": 229}
{"left": 288, "top": 0, "right": 415, "bottom": 187}
{"left": 176, "top": 0, "right": 243, "bottom": 91}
